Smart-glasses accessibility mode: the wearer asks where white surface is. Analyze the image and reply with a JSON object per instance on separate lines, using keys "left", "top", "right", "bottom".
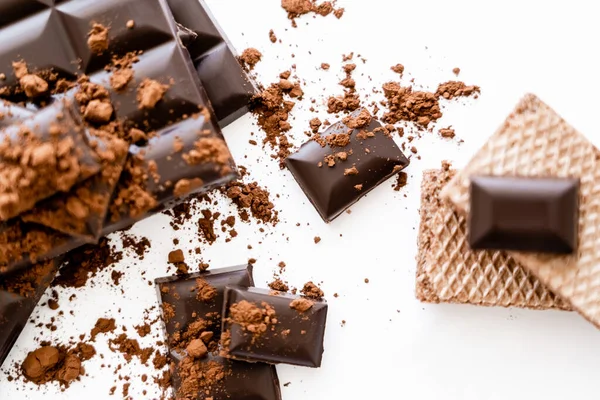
{"left": 2, "top": 0, "right": 600, "bottom": 399}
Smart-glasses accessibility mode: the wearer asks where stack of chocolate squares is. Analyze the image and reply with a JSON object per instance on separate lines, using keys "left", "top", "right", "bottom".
{"left": 155, "top": 265, "right": 329, "bottom": 399}
{"left": 417, "top": 94, "right": 600, "bottom": 327}
{"left": 0, "top": 0, "right": 256, "bottom": 367}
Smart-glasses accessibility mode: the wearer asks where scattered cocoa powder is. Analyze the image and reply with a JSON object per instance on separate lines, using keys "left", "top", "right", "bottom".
{"left": 282, "top": 0, "right": 344, "bottom": 24}
{"left": 90, "top": 318, "right": 116, "bottom": 341}
{"left": 226, "top": 181, "right": 278, "bottom": 224}
{"left": 137, "top": 78, "right": 168, "bottom": 109}
{"left": 227, "top": 300, "right": 276, "bottom": 335}
{"left": 435, "top": 81, "right": 480, "bottom": 100}
{"left": 239, "top": 48, "right": 263, "bottom": 71}
{"left": 269, "top": 30, "right": 278, "bottom": 43}
{"left": 108, "top": 333, "right": 153, "bottom": 365}
{"left": 301, "top": 281, "right": 324, "bottom": 300}
{"left": 249, "top": 78, "right": 303, "bottom": 167}
{"left": 314, "top": 236, "right": 321, "bottom": 244}
{"left": 54, "top": 238, "right": 123, "bottom": 288}
{"left": 439, "top": 127, "right": 456, "bottom": 139}
{"left": 21, "top": 343, "right": 96, "bottom": 387}
{"left": 381, "top": 82, "right": 442, "bottom": 127}
{"left": 391, "top": 64, "right": 404, "bottom": 74}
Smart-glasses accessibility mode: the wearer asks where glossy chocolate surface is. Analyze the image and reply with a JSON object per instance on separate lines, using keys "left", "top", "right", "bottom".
{"left": 0, "top": 0, "right": 238, "bottom": 274}
{"left": 155, "top": 265, "right": 281, "bottom": 400}
{"left": 222, "top": 286, "right": 328, "bottom": 368}
{"left": 168, "top": 0, "right": 258, "bottom": 127}
{"left": 469, "top": 176, "right": 580, "bottom": 254}
{"left": 286, "top": 109, "right": 409, "bottom": 222}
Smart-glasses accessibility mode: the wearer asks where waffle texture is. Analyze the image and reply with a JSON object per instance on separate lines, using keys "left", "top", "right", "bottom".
{"left": 417, "top": 168, "right": 570, "bottom": 310}
{"left": 442, "top": 94, "right": 600, "bottom": 324}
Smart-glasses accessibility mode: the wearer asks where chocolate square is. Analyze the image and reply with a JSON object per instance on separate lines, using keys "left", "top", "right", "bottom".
{"left": 469, "top": 176, "right": 579, "bottom": 254}
{"left": 286, "top": 109, "right": 409, "bottom": 222}
{"left": 222, "top": 286, "right": 328, "bottom": 368}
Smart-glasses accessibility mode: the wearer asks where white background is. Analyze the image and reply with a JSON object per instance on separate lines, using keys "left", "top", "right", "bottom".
{"left": 2, "top": 0, "right": 600, "bottom": 399}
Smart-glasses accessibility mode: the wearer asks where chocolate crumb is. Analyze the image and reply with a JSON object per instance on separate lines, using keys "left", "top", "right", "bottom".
{"left": 87, "top": 23, "right": 109, "bottom": 54}
{"left": 269, "top": 30, "right": 278, "bottom": 43}
{"left": 301, "top": 281, "right": 324, "bottom": 300}
{"left": 314, "top": 236, "right": 321, "bottom": 244}
{"left": 391, "top": 64, "right": 404, "bottom": 74}
{"left": 137, "top": 79, "right": 167, "bottom": 109}
{"left": 439, "top": 127, "right": 456, "bottom": 139}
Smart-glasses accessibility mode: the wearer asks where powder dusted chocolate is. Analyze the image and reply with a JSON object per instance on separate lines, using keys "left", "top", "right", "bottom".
{"left": 0, "top": 101, "right": 101, "bottom": 221}
{"left": 239, "top": 48, "right": 263, "bottom": 71}
{"left": 289, "top": 298, "right": 314, "bottom": 312}
{"left": 269, "top": 279, "right": 290, "bottom": 292}
{"left": 227, "top": 300, "right": 277, "bottom": 336}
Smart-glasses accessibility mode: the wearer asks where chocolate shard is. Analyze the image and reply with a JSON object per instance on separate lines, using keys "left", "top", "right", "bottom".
{"left": 155, "top": 265, "right": 281, "bottom": 400}
{"left": 286, "top": 108, "right": 409, "bottom": 222}
{"left": 469, "top": 176, "right": 580, "bottom": 254}
{"left": 222, "top": 286, "right": 328, "bottom": 368}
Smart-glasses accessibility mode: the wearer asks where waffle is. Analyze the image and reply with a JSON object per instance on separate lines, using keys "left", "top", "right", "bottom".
{"left": 417, "top": 168, "right": 570, "bottom": 310}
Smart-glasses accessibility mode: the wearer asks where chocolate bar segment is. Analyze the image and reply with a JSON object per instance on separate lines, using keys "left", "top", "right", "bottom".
{"left": 155, "top": 265, "right": 281, "bottom": 400}
{"left": 286, "top": 109, "right": 409, "bottom": 222}
{"left": 469, "top": 176, "right": 579, "bottom": 254}
{"left": 222, "top": 286, "right": 328, "bottom": 368}
{"left": 167, "top": 0, "right": 258, "bottom": 127}
{"left": 0, "top": 100, "right": 101, "bottom": 221}
{"left": 0, "top": 259, "right": 58, "bottom": 367}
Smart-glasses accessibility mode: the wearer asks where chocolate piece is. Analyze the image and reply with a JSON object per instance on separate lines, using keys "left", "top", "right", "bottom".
{"left": 167, "top": 0, "right": 258, "bottom": 127}
{"left": 286, "top": 108, "right": 409, "bottom": 222}
{"left": 21, "top": 133, "right": 129, "bottom": 241}
{"left": 0, "top": 100, "right": 101, "bottom": 221}
{"left": 0, "top": 260, "right": 59, "bottom": 367}
{"left": 222, "top": 287, "right": 328, "bottom": 368}
{"left": 155, "top": 265, "right": 281, "bottom": 400}
{"left": 416, "top": 169, "right": 570, "bottom": 310}
{"left": 103, "top": 114, "right": 236, "bottom": 234}
{"left": 469, "top": 176, "right": 579, "bottom": 254}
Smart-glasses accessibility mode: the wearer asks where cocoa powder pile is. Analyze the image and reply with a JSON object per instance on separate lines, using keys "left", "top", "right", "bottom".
{"left": 21, "top": 343, "right": 96, "bottom": 387}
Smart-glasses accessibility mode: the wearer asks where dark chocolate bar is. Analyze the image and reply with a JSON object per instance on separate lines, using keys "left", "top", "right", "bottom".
{"left": 286, "top": 108, "right": 409, "bottom": 222}
{"left": 155, "top": 265, "right": 281, "bottom": 400}
{"left": 222, "top": 286, "right": 328, "bottom": 368}
{"left": 167, "top": 0, "right": 258, "bottom": 127}
{"left": 0, "top": 100, "right": 101, "bottom": 221}
{"left": 0, "top": 260, "right": 58, "bottom": 367}
{"left": 0, "top": 0, "right": 239, "bottom": 275}
{"left": 469, "top": 176, "right": 580, "bottom": 254}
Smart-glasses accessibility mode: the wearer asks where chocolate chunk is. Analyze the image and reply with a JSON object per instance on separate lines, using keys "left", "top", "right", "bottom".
{"left": 286, "top": 108, "right": 409, "bottom": 222}
{"left": 155, "top": 265, "right": 281, "bottom": 399}
{"left": 469, "top": 176, "right": 580, "bottom": 254}
{"left": 222, "top": 286, "right": 328, "bottom": 368}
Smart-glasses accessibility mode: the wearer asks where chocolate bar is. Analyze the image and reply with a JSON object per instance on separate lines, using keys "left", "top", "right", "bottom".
{"left": 0, "top": 100, "right": 101, "bottom": 221}
{"left": 167, "top": 0, "right": 258, "bottom": 127}
{"left": 221, "top": 286, "right": 328, "bottom": 368}
{"left": 0, "top": 260, "right": 59, "bottom": 367}
{"left": 442, "top": 94, "right": 600, "bottom": 326}
{"left": 416, "top": 168, "right": 571, "bottom": 310}
{"left": 286, "top": 109, "right": 409, "bottom": 222}
{"left": 469, "top": 176, "right": 580, "bottom": 254}
{"left": 155, "top": 265, "right": 281, "bottom": 400}
{"left": 0, "top": 0, "right": 240, "bottom": 275}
